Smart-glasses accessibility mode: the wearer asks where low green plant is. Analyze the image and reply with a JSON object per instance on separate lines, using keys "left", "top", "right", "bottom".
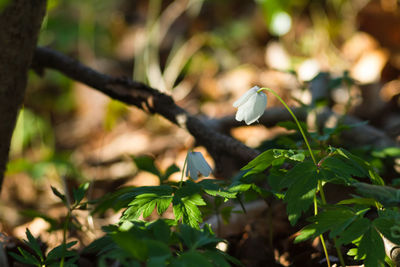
{"left": 9, "top": 228, "right": 78, "bottom": 267}
{"left": 11, "top": 87, "right": 400, "bottom": 267}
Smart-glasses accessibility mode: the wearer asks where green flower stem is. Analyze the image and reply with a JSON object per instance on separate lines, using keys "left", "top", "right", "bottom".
{"left": 260, "top": 88, "right": 347, "bottom": 267}
{"left": 179, "top": 155, "right": 188, "bottom": 188}
{"left": 259, "top": 88, "right": 317, "bottom": 165}
{"left": 314, "top": 194, "right": 331, "bottom": 267}
{"left": 334, "top": 239, "right": 346, "bottom": 267}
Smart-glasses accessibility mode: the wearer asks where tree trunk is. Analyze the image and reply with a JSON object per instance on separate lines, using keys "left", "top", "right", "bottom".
{"left": 0, "top": 0, "right": 47, "bottom": 192}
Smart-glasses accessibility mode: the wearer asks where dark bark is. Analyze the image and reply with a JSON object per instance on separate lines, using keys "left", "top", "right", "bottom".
{"left": 0, "top": 0, "right": 47, "bottom": 192}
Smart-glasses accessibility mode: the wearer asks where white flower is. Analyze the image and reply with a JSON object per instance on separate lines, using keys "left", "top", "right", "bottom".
{"left": 233, "top": 86, "right": 267, "bottom": 125}
{"left": 185, "top": 151, "right": 212, "bottom": 180}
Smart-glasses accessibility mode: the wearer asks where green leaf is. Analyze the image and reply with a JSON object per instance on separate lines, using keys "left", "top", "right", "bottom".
{"left": 283, "top": 161, "right": 318, "bottom": 225}
{"left": 199, "top": 179, "right": 237, "bottom": 199}
{"left": 176, "top": 251, "right": 213, "bottom": 267}
{"left": 173, "top": 193, "right": 206, "bottom": 228}
{"left": 132, "top": 156, "right": 161, "bottom": 178}
{"left": 353, "top": 182, "right": 400, "bottom": 207}
{"left": 202, "top": 251, "right": 231, "bottom": 267}
{"left": 320, "top": 156, "right": 364, "bottom": 184}
{"left": 50, "top": 186, "right": 67, "bottom": 206}
{"left": 336, "top": 148, "right": 384, "bottom": 185}
{"left": 8, "top": 253, "right": 34, "bottom": 266}
{"left": 91, "top": 186, "right": 136, "bottom": 215}
{"left": 10, "top": 248, "right": 40, "bottom": 265}
{"left": 46, "top": 241, "right": 78, "bottom": 263}
{"left": 144, "top": 239, "right": 171, "bottom": 263}
{"left": 111, "top": 231, "right": 148, "bottom": 261}
{"left": 178, "top": 224, "right": 222, "bottom": 250}
{"left": 357, "top": 227, "right": 385, "bottom": 266}
{"left": 161, "top": 164, "right": 180, "bottom": 182}
{"left": 336, "top": 217, "right": 370, "bottom": 245}
{"left": 337, "top": 197, "right": 377, "bottom": 206}
{"left": 148, "top": 220, "right": 171, "bottom": 243}
{"left": 24, "top": 228, "right": 44, "bottom": 261}
{"left": 125, "top": 193, "right": 173, "bottom": 220}
{"left": 272, "top": 149, "right": 305, "bottom": 162}
{"left": 374, "top": 217, "right": 400, "bottom": 245}
{"left": 241, "top": 149, "right": 277, "bottom": 176}
{"left": 295, "top": 207, "right": 356, "bottom": 243}
{"left": 72, "top": 182, "right": 89, "bottom": 206}
{"left": 280, "top": 161, "right": 315, "bottom": 189}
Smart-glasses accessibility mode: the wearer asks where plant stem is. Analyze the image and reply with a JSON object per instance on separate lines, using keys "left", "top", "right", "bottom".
{"left": 179, "top": 154, "right": 188, "bottom": 188}
{"left": 314, "top": 193, "right": 331, "bottom": 267}
{"left": 261, "top": 88, "right": 317, "bottom": 165}
{"left": 334, "top": 239, "right": 346, "bottom": 267}
{"left": 319, "top": 181, "right": 346, "bottom": 267}
{"left": 260, "top": 88, "right": 348, "bottom": 267}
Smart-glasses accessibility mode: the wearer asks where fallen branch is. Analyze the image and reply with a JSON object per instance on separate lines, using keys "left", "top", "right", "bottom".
{"left": 31, "top": 47, "right": 398, "bottom": 180}
{"left": 32, "top": 47, "right": 258, "bottom": 178}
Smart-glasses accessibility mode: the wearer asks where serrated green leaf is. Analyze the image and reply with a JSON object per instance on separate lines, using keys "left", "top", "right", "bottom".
{"left": 294, "top": 227, "right": 317, "bottom": 243}
{"left": 24, "top": 228, "right": 44, "bottom": 261}
{"left": 337, "top": 197, "right": 377, "bottom": 206}
{"left": 176, "top": 251, "right": 213, "bottom": 267}
{"left": 374, "top": 217, "right": 400, "bottom": 245}
{"left": 111, "top": 231, "right": 148, "bottom": 261}
{"left": 295, "top": 207, "right": 356, "bottom": 243}
{"left": 283, "top": 162, "right": 318, "bottom": 225}
{"left": 132, "top": 155, "right": 161, "bottom": 178}
{"left": 125, "top": 192, "right": 173, "bottom": 220}
{"left": 15, "top": 247, "right": 40, "bottom": 265}
{"left": 199, "top": 180, "right": 237, "bottom": 199}
{"left": 51, "top": 186, "right": 67, "bottom": 205}
{"left": 273, "top": 149, "right": 305, "bottom": 162}
{"left": 357, "top": 227, "right": 385, "bottom": 266}
{"left": 173, "top": 193, "right": 206, "bottom": 228}
{"left": 241, "top": 149, "right": 277, "bottom": 176}
{"left": 143, "top": 199, "right": 157, "bottom": 218}
{"left": 203, "top": 251, "right": 230, "bottom": 267}
{"left": 9, "top": 250, "right": 38, "bottom": 265}
{"left": 46, "top": 241, "right": 78, "bottom": 263}
{"left": 161, "top": 164, "right": 180, "bottom": 182}
{"left": 321, "top": 156, "right": 364, "bottom": 183}
{"left": 148, "top": 220, "right": 171, "bottom": 243}
{"left": 353, "top": 182, "right": 400, "bottom": 207}
{"left": 72, "top": 182, "right": 89, "bottom": 206}
{"left": 280, "top": 161, "right": 315, "bottom": 189}
{"left": 336, "top": 217, "right": 370, "bottom": 245}
{"left": 145, "top": 239, "right": 171, "bottom": 262}
{"left": 178, "top": 224, "right": 222, "bottom": 250}
{"left": 336, "top": 148, "right": 384, "bottom": 185}
{"left": 228, "top": 183, "right": 251, "bottom": 193}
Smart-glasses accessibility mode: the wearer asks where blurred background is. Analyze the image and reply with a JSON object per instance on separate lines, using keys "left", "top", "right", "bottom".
{"left": 2, "top": 0, "right": 400, "bottom": 263}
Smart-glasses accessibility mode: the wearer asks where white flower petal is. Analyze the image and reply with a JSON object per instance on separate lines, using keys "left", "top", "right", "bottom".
{"left": 244, "top": 92, "right": 267, "bottom": 125}
{"left": 233, "top": 86, "right": 260, "bottom": 108}
{"left": 191, "top": 152, "right": 212, "bottom": 177}
{"left": 186, "top": 152, "right": 198, "bottom": 180}
{"left": 185, "top": 151, "right": 212, "bottom": 180}
{"left": 242, "top": 93, "right": 259, "bottom": 124}
{"left": 233, "top": 86, "right": 267, "bottom": 125}
{"left": 235, "top": 105, "right": 246, "bottom": 121}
